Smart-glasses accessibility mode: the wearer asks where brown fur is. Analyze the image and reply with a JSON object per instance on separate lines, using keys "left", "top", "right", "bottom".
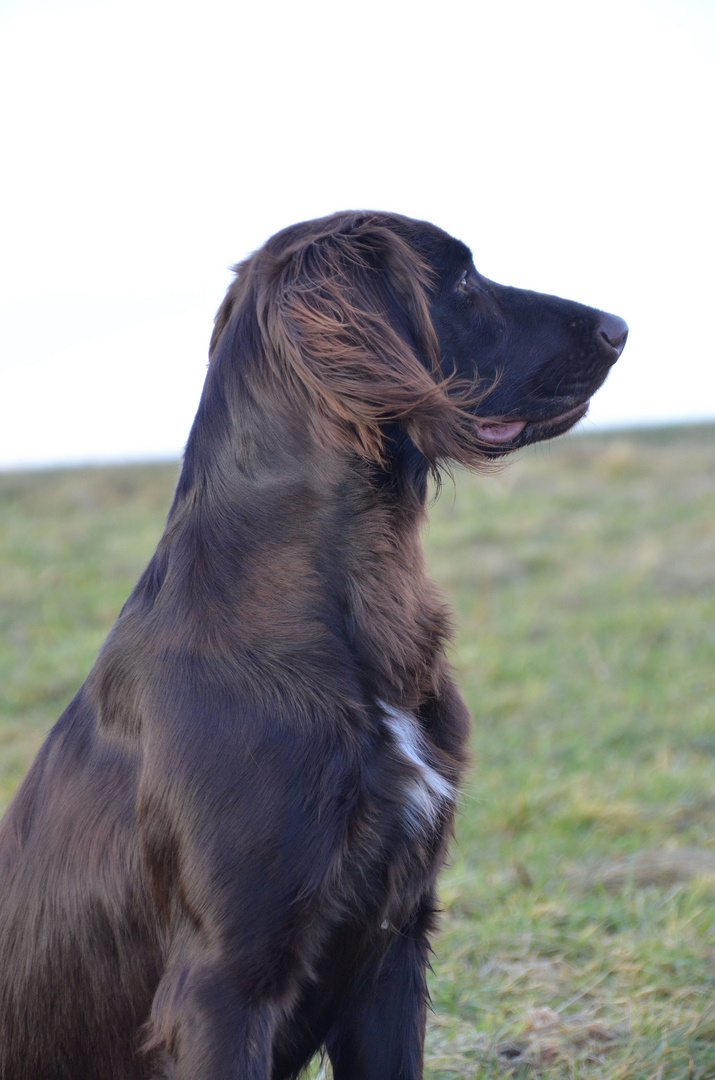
{"left": 0, "top": 210, "right": 625, "bottom": 1079}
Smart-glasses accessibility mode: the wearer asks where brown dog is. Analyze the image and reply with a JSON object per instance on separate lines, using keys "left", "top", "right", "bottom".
{"left": 0, "top": 212, "right": 626, "bottom": 1079}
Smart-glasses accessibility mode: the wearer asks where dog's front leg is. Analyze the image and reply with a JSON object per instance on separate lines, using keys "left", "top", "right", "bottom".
{"left": 139, "top": 705, "right": 347, "bottom": 1080}
{"left": 146, "top": 957, "right": 288, "bottom": 1080}
{"left": 324, "top": 897, "right": 434, "bottom": 1080}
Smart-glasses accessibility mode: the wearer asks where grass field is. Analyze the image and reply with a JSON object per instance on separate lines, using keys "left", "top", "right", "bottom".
{"left": 1, "top": 424, "right": 715, "bottom": 1078}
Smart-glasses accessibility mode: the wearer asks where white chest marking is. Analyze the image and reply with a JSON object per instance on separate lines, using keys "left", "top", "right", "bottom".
{"left": 380, "top": 702, "right": 456, "bottom": 832}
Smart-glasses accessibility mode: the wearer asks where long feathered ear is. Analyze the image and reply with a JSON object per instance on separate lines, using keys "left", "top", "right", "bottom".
{"left": 253, "top": 217, "right": 477, "bottom": 466}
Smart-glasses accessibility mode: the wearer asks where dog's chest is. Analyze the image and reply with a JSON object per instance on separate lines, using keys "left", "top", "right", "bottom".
{"left": 379, "top": 702, "right": 455, "bottom": 838}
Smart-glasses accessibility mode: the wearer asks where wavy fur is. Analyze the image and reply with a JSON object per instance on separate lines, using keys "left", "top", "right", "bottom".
{"left": 0, "top": 210, "right": 625, "bottom": 1080}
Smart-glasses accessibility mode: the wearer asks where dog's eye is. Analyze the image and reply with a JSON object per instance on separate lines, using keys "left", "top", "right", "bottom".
{"left": 456, "top": 270, "right": 470, "bottom": 291}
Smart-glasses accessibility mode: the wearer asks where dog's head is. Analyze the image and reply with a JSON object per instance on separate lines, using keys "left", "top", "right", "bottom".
{"left": 208, "top": 211, "right": 626, "bottom": 470}
{"left": 396, "top": 214, "right": 627, "bottom": 454}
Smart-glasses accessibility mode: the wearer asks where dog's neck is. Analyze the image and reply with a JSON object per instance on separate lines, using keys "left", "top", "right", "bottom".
{"left": 90, "top": 378, "right": 451, "bottom": 736}
{"left": 117, "top": 404, "right": 442, "bottom": 703}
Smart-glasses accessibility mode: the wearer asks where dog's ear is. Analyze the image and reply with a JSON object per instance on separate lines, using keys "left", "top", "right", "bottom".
{"left": 254, "top": 218, "right": 466, "bottom": 465}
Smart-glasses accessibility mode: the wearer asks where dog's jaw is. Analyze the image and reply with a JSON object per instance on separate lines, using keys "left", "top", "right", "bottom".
{"left": 475, "top": 400, "right": 591, "bottom": 451}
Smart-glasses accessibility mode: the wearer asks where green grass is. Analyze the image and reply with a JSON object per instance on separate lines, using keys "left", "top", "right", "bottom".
{"left": 2, "top": 425, "right": 715, "bottom": 1078}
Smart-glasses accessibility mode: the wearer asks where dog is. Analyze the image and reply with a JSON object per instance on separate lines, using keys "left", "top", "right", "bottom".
{"left": 0, "top": 211, "right": 627, "bottom": 1079}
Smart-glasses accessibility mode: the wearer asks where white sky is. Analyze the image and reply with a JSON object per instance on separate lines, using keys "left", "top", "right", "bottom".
{"left": 0, "top": 0, "right": 713, "bottom": 469}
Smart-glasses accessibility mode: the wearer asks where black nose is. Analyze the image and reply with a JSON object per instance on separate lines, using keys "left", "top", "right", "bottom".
{"left": 598, "top": 312, "right": 628, "bottom": 355}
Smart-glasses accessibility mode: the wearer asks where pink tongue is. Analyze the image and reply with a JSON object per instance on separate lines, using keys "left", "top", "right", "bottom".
{"left": 476, "top": 419, "right": 527, "bottom": 443}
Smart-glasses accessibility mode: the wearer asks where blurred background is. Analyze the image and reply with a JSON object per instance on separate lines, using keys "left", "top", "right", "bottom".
{"left": 0, "top": 0, "right": 713, "bottom": 469}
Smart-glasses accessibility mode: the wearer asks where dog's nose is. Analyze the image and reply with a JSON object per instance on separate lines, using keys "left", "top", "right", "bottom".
{"left": 598, "top": 313, "right": 628, "bottom": 355}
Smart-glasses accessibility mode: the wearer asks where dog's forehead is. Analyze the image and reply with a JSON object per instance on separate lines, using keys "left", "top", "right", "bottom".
{"left": 389, "top": 216, "right": 473, "bottom": 275}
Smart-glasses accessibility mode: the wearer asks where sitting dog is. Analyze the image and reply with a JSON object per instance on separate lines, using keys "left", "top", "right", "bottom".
{"left": 0, "top": 211, "right": 626, "bottom": 1079}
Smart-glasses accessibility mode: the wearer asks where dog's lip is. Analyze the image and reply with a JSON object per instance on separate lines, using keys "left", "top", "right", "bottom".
{"left": 524, "top": 399, "right": 591, "bottom": 434}
{"left": 476, "top": 401, "right": 590, "bottom": 444}
{"left": 474, "top": 418, "right": 528, "bottom": 443}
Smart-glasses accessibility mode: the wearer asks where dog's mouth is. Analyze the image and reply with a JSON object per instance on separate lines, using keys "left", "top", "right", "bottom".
{"left": 475, "top": 401, "right": 591, "bottom": 449}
